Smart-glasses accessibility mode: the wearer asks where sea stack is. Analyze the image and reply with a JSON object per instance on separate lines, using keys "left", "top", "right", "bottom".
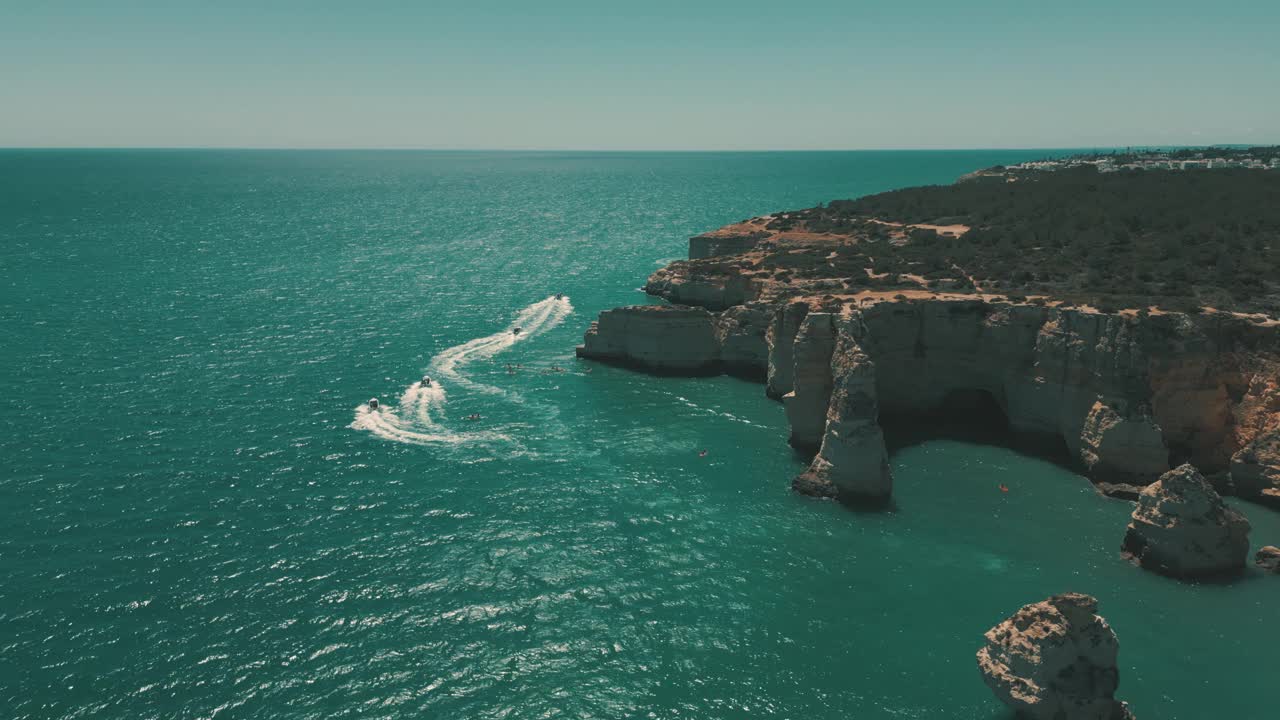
{"left": 791, "top": 327, "right": 892, "bottom": 503}
{"left": 1256, "top": 546, "right": 1280, "bottom": 573}
{"left": 977, "top": 593, "right": 1135, "bottom": 720}
{"left": 1121, "top": 464, "right": 1251, "bottom": 578}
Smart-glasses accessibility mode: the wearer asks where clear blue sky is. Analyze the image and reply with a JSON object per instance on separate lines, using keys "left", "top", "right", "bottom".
{"left": 2, "top": 0, "right": 1277, "bottom": 149}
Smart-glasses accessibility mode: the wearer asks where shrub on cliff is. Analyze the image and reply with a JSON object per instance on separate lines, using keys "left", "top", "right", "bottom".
{"left": 792, "top": 167, "right": 1280, "bottom": 316}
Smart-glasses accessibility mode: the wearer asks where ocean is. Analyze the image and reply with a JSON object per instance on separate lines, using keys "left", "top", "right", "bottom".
{"left": 2, "top": 150, "right": 1277, "bottom": 719}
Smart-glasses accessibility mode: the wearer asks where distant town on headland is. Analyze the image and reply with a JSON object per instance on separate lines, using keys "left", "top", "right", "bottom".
{"left": 964, "top": 146, "right": 1280, "bottom": 182}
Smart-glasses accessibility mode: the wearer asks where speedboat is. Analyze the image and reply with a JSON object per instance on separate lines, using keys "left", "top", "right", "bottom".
{"left": 555, "top": 293, "right": 564, "bottom": 300}
{"left": 422, "top": 375, "right": 432, "bottom": 386}
{"left": 512, "top": 327, "right": 522, "bottom": 335}
{"left": 368, "top": 398, "right": 379, "bottom": 410}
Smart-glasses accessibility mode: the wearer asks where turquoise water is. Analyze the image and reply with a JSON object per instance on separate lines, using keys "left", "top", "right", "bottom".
{"left": 2, "top": 150, "right": 1277, "bottom": 719}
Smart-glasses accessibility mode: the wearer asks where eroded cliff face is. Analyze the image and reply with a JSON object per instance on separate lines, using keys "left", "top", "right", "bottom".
{"left": 577, "top": 305, "right": 719, "bottom": 374}
{"left": 577, "top": 222, "right": 1280, "bottom": 509}
{"left": 792, "top": 323, "right": 892, "bottom": 502}
{"left": 782, "top": 313, "right": 835, "bottom": 451}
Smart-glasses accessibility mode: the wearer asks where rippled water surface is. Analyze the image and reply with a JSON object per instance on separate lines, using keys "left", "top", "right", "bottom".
{"left": 2, "top": 150, "right": 1277, "bottom": 719}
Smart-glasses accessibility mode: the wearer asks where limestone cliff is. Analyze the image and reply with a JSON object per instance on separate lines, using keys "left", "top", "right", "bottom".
{"left": 792, "top": 323, "right": 893, "bottom": 502}
{"left": 782, "top": 313, "right": 835, "bottom": 452}
{"left": 577, "top": 215, "right": 1280, "bottom": 509}
{"left": 576, "top": 305, "right": 719, "bottom": 374}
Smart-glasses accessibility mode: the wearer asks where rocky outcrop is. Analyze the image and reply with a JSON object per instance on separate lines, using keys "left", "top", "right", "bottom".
{"left": 578, "top": 213, "right": 1280, "bottom": 508}
{"left": 1230, "top": 429, "right": 1280, "bottom": 508}
{"left": 792, "top": 325, "right": 893, "bottom": 502}
{"left": 1256, "top": 546, "right": 1280, "bottom": 573}
{"left": 1121, "top": 464, "right": 1251, "bottom": 578}
{"left": 1078, "top": 400, "right": 1170, "bottom": 484}
{"left": 783, "top": 313, "right": 836, "bottom": 451}
{"left": 644, "top": 264, "right": 756, "bottom": 310}
{"left": 766, "top": 300, "right": 810, "bottom": 400}
{"left": 688, "top": 228, "right": 767, "bottom": 259}
{"left": 977, "top": 593, "right": 1134, "bottom": 720}
{"left": 576, "top": 305, "right": 719, "bottom": 374}
{"left": 714, "top": 303, "right": 771, "bottom": 378}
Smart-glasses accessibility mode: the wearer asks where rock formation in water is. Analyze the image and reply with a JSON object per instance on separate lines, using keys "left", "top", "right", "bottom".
{"left": 791, "top": 324, "right": 892, "bottom": 502}
{"left": 976, "top": 593, "right": 1135, "bottom": 720}
{"left": 782, "top": 313, "right": 836, "bottom": 452}
{"left": 1255, "top": 545, "right": 1280, "bottom": 573}
{"left": 576, "top": 182, "right": 1280, "bottom": 509}
{"left": 1121, "top": 464, "right": 1252, "bottom": 578}
{"left": 578, "top": 305, "right": 720, "bottom": 374}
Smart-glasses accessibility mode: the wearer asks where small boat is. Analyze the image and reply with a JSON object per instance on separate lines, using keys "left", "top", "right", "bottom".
{"left": 555, "top": 293, "right": 564, "bottom": 300}
{"left": 422, "top": 375, "right": 432, "bottom": 386}
{"left": 368, "top": 398, "right": 379, "bottom": 410}
{"left": 512, "top": 327, "right": 522, "bottom": 335}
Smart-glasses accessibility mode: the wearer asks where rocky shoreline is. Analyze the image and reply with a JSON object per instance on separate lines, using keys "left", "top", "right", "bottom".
{"left": 578, "top": 222, "right": 1280, "bottom": 509}
{"left": 576, "top": 202, "right": 1280, "bottom": 718}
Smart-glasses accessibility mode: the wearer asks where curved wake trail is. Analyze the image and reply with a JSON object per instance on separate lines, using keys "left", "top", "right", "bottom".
{"left": 431, "top": 296, "right": 574, "bottom": 394}
{"left": 350, "top": 295, "right": 573, "bottom": 446}
{"left": 351, "top": 380, "right": 506, "bottom": 446}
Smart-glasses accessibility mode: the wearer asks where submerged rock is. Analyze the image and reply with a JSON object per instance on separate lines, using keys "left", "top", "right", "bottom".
{"left": 977, "top": 593, "right": 1135, "bottom": 720}
{"left": 1257, "top": 546, "right": 1280, "bottom": 573}
{"left": 1094, "top": 481, "right": 1144, "bottom": 501}
{"left": 1121, "top": 464, "right": 1251, "bottom": 578}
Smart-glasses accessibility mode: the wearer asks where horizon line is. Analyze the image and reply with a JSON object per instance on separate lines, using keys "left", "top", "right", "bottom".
{"left": 1, "top": 143, "right": 1274, "bottom": 153}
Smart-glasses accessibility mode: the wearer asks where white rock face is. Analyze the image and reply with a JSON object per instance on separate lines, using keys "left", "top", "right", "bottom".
{"left": 793, "top": 323, "right": 892, "bottom": 501}
{"left": 783, "top": 313, "right": 836, "bottom": 451}
{"left": 1121, "top": 464, "right": 1251, "bottom": 578}
{"left": 977, "top": 593, "right": 1135, "bottom": 720}
{"left": 576, "top": 305, "right": 719, "bottom": 373}
{"left": 1078, "top": 400, "right": 1170, "bottom": 483}
{"left": 766, "top": 300, "right": 810, "bottom": 400}
{"left": 579, "top": 287, "right": 1280, "bottom": 506}
{"left": 715, "top": 303, "right": 771, "bottom": 378}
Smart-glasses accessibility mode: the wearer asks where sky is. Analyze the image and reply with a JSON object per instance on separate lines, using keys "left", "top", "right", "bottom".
{"left": 1, "top": 0, "right": 1277, "bottom": 150}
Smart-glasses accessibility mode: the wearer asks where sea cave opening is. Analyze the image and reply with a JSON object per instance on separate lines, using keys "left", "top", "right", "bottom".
{"left": 880, "top": 388, "right": 1076, "bottom": 471}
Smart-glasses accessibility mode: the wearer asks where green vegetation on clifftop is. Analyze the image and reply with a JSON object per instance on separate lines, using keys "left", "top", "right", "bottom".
{"left": 770, "top": 167, "right": 1280, "bottom": 315}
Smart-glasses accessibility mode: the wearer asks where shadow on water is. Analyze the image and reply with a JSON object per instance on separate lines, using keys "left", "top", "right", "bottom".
{"left": 880, "top": 388, "right": 1079, "bottom": 475}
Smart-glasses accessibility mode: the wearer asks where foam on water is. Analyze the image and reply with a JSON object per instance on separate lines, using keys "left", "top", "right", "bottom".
{"left": 351, "top": 295, "right": 572, "bottom": 446}
{"left": 432, "top": 295, "right": 573, "bottom": 393}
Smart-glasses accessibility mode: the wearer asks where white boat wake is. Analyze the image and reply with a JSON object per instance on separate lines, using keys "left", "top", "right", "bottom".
{"left": 431, "top": 295, "right": 574, "bottom": 394}
{"left": 350, "top": 295, "right": 573, "bottom": 446}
